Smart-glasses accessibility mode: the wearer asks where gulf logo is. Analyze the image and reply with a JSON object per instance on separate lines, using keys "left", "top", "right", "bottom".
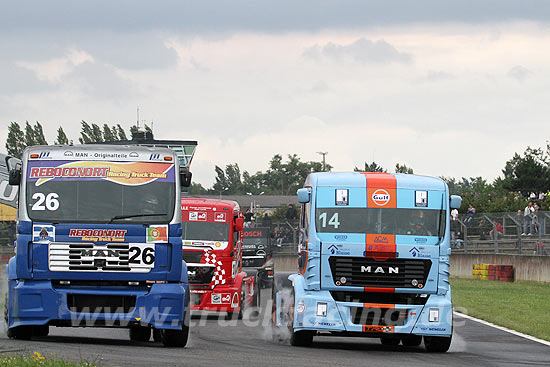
{"left": 372, "top": 189, "right": 390, "bottom": 206}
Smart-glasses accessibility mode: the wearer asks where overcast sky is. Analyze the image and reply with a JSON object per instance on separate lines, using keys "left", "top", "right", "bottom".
{"left": 1, "top": 1, "right": 549, "bottom": 187}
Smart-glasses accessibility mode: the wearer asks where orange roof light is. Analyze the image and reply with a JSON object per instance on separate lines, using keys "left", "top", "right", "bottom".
{"left": 30, "top": 154, "right": 39, "bottom": 158}
{"left": 164, "top": 156, "right": 173, "bottom": 161}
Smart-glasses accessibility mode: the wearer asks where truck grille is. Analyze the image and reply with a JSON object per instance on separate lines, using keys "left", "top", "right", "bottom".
{"left": 67, "top": 294, "right": 136, "bottom": 313}
{"left": 187, "top": 265, "right": 215, "bottom": 285}
{"left": 49, "top": 242, "right": 153, "bottom": 273}
{"left": 329, "top": 257, "right": 431, "bottom": 289}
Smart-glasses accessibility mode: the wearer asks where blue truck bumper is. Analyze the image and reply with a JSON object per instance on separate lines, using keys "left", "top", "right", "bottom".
{"left": 289, "top": 276, "right": 452, "bottom": 337}
{"left": 7, "top": 279, "right": 187, "bottom": 330}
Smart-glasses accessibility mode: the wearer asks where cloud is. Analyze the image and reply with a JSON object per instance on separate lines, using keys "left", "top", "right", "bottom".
{"left": 16, "top": 48, "right": 94, "bottom": 82}
{"left": 507, "top": 65, "right": 532, "bottom": 82}
{"left": 303, "top": 38, "right": 411, "bottom": 64}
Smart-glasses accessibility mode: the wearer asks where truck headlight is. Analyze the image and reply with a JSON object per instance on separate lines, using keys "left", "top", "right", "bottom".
{"left": 316, "top": 302, "right": 327, "bottom": 317}
{"left": 429, "top": 308, "right": 439, "bottom": 322}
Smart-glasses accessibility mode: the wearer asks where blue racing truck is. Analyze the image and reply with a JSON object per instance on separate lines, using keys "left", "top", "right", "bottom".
{"left": 272, "top": 172, "right": 461, "bottom": 352}
{"left": 5, "top": 144, "right": 192, "bottom": 347}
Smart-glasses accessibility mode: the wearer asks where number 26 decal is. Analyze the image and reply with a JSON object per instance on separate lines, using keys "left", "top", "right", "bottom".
{"left": 129, "top": 246, "right": 155, "bottom": 265}
{"left": 31, "top": 192, "right": 60, "bottom": 211}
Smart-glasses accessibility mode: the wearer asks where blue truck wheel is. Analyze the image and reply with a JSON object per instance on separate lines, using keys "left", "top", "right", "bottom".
{"left": 129, "top": 326, "right": 151, "bottom": 342}
{"left": 161, "top": 296, "right": 190, "bottom": 348}
{"left": 402, "top": 335, "right": 423, "bottom": 347}
{"left": 424, "top": 335, "right": 452, "bottom": 353}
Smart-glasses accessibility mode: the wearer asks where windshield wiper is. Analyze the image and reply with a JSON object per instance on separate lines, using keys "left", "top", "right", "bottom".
{"left": 108, "top": 213, "right": 167, "bottom": 224}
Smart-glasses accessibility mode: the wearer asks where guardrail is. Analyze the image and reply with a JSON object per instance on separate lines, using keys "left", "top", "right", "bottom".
{"left": 451, "top": 211, "right": 549, "bottom": 255}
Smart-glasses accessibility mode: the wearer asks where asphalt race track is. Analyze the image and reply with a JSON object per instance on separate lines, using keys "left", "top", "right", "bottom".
{"left": 1, "top": 288, "right": 549, "bottom": 367}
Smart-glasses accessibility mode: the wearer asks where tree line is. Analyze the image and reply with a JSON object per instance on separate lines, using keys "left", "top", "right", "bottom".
{"left": 5, "top": 121, "right": 151, "bottom": 159}
{"left": 4, "top": 121, "right": 549, "bottom": 212}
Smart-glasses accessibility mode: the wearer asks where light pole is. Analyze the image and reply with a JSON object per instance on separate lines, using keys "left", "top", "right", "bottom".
{"left": 317, "top": 151, "right": 328, "bottom": 171}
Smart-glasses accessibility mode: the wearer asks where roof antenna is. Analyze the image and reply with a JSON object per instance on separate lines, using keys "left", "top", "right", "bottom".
{"left": 136, "top": 106, "right": 140, "bottom": 129}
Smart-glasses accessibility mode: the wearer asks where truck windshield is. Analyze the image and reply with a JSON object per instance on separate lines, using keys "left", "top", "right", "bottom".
{"left": 182, "top": 222, "right": 229, "bottom": 242}
{"left": 25, "top": 160, "right": 175, "bottom": 224}
{"left": 316, "top": 208, "right": 445, "bottom": 237}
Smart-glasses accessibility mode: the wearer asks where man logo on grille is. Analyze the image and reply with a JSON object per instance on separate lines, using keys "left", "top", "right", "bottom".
{"left": 80, "top": 249, "right": 121, "bottom": 257}
{"left": 360, "top": 265, "right": 399, "bottom": 274}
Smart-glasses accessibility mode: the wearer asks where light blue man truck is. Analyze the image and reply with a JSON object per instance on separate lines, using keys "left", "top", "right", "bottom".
{"left": 5, "top": 144, "right": 192, "bottom": 347}
{"left": 273, "top": 172, "right": 462, "bottom": 352}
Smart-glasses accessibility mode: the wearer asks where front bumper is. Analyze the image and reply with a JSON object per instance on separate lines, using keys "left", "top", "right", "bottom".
{"left": 290, "top": 290, "right": 452, "bottom": 337}
{"left": 189, "top": 285, "right": 241, "bottom": 312}
{"left": 7, "top": 279, "right": 187, "bottom": 330}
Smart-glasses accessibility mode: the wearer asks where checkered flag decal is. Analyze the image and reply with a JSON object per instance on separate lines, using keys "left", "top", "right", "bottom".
{"left": 203, "top": 249, "right": 225, "bottom": 288}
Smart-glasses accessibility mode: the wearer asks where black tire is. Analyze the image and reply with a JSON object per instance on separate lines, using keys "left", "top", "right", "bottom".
{"left": 152, "top": 329, "right": 162, "bottom": 343}
{"left": 290, "top": 330, "right": 314, "bottom": 347}
{"left": 254, "top": 275, "right": 261, "bottom": 309}
{"left": 33, "top": 325, "right": 49, "bottom": 337}
{"left": 7, "top": 325, "right": 33, "bottom": 340}
{"left": 402, "top": 335, "right": 422, "bottom": 347}
{"left": 162, "top": 295, "right": 190, "bottom": 347}
{"left": 129, "top": 326, "right": 151, "bottom": 342}
{"left": 424, "top": 335, "right": 452, "bottom": 353}
{"left": 380, "top": 337, "right": 400, "bottom": 346}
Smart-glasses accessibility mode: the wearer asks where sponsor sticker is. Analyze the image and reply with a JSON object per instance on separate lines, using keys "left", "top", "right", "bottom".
{"left": 28, "top": 161, "right": 174, "bottom": 187}
{"left": 33, "top": 225, "right": 55, "bottom": 243}
{"left": 363, "top": 325, "right": 394, "bottom": 333}
{"left": 335, "top": 189, "right": 349, "bottom": 206}
{"left": 189, "top": 212, "right": 207, "bottom": 221}
{"left": 415, "top": 191, "right": 428, "bottom": 207}
{"left": 211, "top": 293, "right": 222, "bottom": 304}
{"left": 372, "top": 189, "right": 390, "bottom": 206}
{"left": 214, "top": 212, "right": 226, "bottom": 222}
{"left": 69, "top": 229, "right": 127, "bottom": 242}
{"left": 147, "top": 225, "right": 168, "bottom": 243}
{"left": 231, "top": 293, "right": 239, "bottom": 308}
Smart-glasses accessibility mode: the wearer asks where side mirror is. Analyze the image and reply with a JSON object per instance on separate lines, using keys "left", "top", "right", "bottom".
{"left": 179, "top": 166, "right": 192, "bottom": 187}
{"left": 450, "top": 195, "right": 462, "bottom": 209}
{"left": 9, "top": 168, "right": 21, "bottom": 186}
{"left": 234, "top": 217, "right": 244, "bottom": 232}
{"left": 297, "top": 188, "right": 310, "bottom": 203}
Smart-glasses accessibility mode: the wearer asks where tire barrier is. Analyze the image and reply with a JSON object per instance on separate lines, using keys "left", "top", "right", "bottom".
{"left": 473, "top": 263, "right": 515, "bottom": 282}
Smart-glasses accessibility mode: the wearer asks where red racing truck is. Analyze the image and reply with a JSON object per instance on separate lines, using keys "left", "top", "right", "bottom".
{"left": 181, "top": 198, "right": 260, "bottom": 319}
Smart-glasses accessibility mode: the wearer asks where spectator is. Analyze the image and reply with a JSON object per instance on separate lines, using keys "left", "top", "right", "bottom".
{"left": 539, "top": 191, "right": 546, "bottom": 201}
{"left": 522, "top": 202, "right": 534, "bottom": 235}
{"left": 529, "top": 192, "right": 536, "bottom": 200}
{"left": 465, "top": 204, "right": 475, "bottom": 226}
{"left": 261, "top": 213, "right": 272, "bottom": 228}
{"left": 285, "top": 203, "right": 298, "bottom": 223}
{"left": 451, "top": 208, "right": 459, "bottom": 221}
{"left": 243, "top": 209, "right": 254, "bottom": 228}
{"left": 490, "top": 222, "right": 503, "bottom": 240}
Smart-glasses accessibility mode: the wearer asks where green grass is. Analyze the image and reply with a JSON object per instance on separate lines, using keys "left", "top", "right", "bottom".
{"left": 0, "top": 353, "right": 96, "bottom": 367}
{"left": 451, "top": 277, "right": 550, "bottom": 341}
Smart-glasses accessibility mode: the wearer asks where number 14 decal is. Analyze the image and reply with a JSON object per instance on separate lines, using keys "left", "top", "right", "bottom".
{"left": 319, "top": 212, "right": 340, "bottom": 229}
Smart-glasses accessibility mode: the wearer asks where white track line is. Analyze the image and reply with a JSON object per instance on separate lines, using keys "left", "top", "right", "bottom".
{"left": 453, "top": 311, "right": 550, "bottom": 347}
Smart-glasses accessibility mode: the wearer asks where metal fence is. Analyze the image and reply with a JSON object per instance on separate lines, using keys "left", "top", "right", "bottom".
{"left": 451, "top": 211, "right": 550, "bottom": 255}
